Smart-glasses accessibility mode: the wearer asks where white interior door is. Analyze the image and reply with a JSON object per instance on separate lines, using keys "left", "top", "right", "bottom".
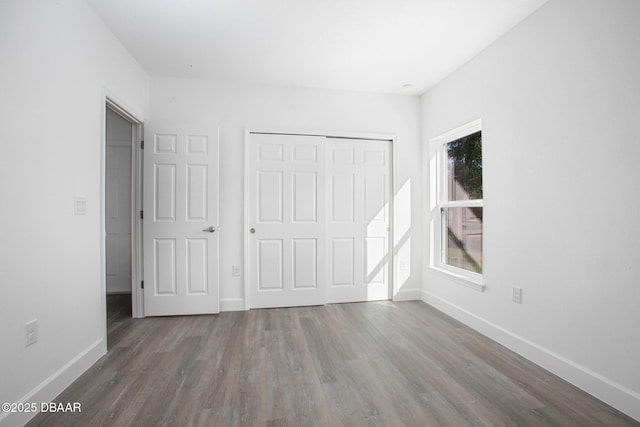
{"left": 248, "top": 133, "right": 326, "bottom": 308}
{"left": 327, "top": 138, "right": 391, "bottom": 303}
{"left": 105, "top": 109, "right": 132, "bottom": 294}
{"left": 143, "top": 124, "right": 219, "bottom": 316}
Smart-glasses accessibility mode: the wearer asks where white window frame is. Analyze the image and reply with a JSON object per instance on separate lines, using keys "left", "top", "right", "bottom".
{"left": 430, "top": 119, "right": 484, "bottom": 290}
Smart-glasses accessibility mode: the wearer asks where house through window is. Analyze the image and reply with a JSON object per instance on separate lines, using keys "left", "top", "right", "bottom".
{"left": 432, "top": 119, "right": 483, "bottom": 283}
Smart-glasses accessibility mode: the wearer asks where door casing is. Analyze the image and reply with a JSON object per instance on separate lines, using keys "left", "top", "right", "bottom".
{"left": 101, "top": 96, "right": 144, "bottom": 342}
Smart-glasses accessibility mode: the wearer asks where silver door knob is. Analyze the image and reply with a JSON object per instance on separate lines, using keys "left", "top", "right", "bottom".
{"left": 202, "top": 226, "right": 216, "bottom": 233}
{"left": 250, "top": 228, "right": 255, "bottom": 234}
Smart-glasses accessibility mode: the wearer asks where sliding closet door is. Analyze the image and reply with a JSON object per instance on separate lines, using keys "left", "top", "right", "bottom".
{"left": 247, "top": 133, "right": 326, "bottom": 308}
{"left": 326, "top": 138, "right": 392, "bottom": 303}
{"left": 247, "top": 132, "right": 391, "bottom": 308}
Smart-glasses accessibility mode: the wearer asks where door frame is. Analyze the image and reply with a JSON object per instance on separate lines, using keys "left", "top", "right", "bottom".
{"left": 243, "top": 127, "right": 398, "bottom": 310}
{"left": 101, "top": 95, "right": 145, "bottom": 338}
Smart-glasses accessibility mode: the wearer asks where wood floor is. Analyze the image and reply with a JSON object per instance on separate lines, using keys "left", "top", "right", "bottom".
{"left": 27, "top": 296, "right": 638, "bottom": 427}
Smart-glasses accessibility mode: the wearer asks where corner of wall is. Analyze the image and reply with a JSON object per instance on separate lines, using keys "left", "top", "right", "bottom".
{"left": 393, "top": 288, "right": 422, "bottom": 302}
{"left": 220, "top": 298, "right": 246, "bottom": 312}
{"left": 0, "top": 339, "right": 105, "bottom": 427}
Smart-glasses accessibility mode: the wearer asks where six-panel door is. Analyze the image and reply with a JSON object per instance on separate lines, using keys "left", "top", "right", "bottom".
{"left": 143, "top": 124, "right": 219, "bottom": 316}
{"left": 248, "top": 133, "right": 391, "bottom": 308}
{"left": 248, "top": 133, "right": 327, "bottom": 308}
{"left": 327, "top": 138, "right": 392, "bottom": 303}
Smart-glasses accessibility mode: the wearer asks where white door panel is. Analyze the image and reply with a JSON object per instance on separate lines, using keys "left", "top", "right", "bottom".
{"left": 247, "top": 133, "right": 391, "bottom": 308}
{"left": 248, "top": 133, "right": 326, "bottom": 308}
{"left": 143, "top": 124, "right": 219, "bottom": 316}
{"left": 327, "top": 139, "right": 391, "bottom": 303}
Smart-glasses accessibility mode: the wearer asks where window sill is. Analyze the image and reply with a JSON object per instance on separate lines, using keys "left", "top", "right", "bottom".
{"left": 427, "top": 266, "right": 485, "bottom": 292}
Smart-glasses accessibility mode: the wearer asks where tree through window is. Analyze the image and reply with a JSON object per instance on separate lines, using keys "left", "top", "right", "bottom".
{"left": 433, "top": 121, "right": 483, "bottom": 278}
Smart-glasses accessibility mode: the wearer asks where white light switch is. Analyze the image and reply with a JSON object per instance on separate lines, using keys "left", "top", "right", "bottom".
{"left": 74, "top": 198, "right": 87, "bottom": 215}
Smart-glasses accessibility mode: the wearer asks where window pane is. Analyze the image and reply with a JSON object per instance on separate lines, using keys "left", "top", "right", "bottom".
{"left": 446, "top": 131, "right": 482, "bottom": 201}
{"left": 442, "top": 206, "right": 483, "bottom": 273}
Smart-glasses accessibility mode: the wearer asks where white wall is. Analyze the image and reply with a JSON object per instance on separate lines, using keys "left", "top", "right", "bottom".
{"left": 0, "top": 1, "right": 148, "bottom": 425}
{"left": 149, "top": 78, "right": 422, "bottom": 310}
{"left": 421, "top": 0, "right": 640, "bottom": 420}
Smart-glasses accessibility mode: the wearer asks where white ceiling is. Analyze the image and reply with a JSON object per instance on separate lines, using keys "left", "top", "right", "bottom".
{"left": 87, "top": 0, "right": 548, "bottom": 95}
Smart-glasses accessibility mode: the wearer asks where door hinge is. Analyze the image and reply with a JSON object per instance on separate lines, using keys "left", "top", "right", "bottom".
{"left": 140, "top": 210, "right": 144, "bottom": 219}
{"left": 141, "top": 280, "right": 144, "bottom": 289}
{"left": 140, "top": 140, "right": 144, "bottom": 149}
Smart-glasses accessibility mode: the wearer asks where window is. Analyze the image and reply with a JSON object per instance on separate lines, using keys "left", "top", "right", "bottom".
{"left": 431, "top": 119, "right": 483, "bottom": 286}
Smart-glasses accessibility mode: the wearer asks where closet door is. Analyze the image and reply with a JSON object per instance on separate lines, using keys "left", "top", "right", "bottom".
{"left": 248, "top": 133, "right": 326, "bottom": 308}
{"left": 327, "top": 138, "right": 392, "bottom": 303}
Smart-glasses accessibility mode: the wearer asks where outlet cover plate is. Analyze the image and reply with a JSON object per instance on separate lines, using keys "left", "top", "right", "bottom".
{"left": 25, "top": 319, "right": 38, "bottom": 347}
{"left": 512, "top": 287, "right": 522, "bottom": 304}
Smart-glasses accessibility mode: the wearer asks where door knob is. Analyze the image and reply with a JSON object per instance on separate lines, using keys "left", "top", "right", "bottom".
{"left": 202, "top": 226, "right": 216, "bottom": 233}
{"left": 250, "top": 228, "right": 255, "bottom": 234}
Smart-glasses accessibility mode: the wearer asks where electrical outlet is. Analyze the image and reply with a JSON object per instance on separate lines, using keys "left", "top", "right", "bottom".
{"left": 25, "top": 319, "right": 38, "bottom": 347}
{"left": 232, "top": 265, "right": 242, "bottom": 277}
{"left": 74, "top": 197, "right": 87, "bottom": 215}
{"left": 512, "top": 287, "right": 522, "bottom": 304}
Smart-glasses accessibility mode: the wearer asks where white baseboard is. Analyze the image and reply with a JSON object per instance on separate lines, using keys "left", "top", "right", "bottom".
{"left": 0, "top": 339, "right": 105, "bottom": 427}
{"left": 421, "top": 290, "right": 640, "bottom": 422}
{"left": 219, "top": 293, "right": 423, "bottom": 311}
{"left": 220, "top": 291, "right": 422, "bottom": 311}
{"left": 220, "top": 298, "right": 245, "bottom": 312}
{"left": 393, "top": 288, "right": 421, "bottom": 301}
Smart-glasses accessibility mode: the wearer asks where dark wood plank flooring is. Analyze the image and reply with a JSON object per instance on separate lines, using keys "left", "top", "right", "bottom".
{"left": 27, "top": 296, "right": 638, "bottom": 427}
